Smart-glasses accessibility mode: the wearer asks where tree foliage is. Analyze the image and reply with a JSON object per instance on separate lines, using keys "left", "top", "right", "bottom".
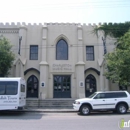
{"left": 92, "top": 22, "right": 130, "bottom": 86}
{"left": 0, "top": 37, "right": 15, "bottom": 77}
{"left": 92, "top": 22, "right": 130, "bottom": 38}
{"left": 105, "top": 30, "right": 130, "bottom": 86}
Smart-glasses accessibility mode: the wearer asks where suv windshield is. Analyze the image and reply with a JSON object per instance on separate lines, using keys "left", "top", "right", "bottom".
{"left": 88, "top": 92, "right": 97, "bottom": 98}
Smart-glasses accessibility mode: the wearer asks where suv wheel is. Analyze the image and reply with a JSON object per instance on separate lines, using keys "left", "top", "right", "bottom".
{"left": 117, "top": 104, "right": 127, "bottom": 114}
{"left": 80, "top": 105, "right": 90, "bottom": 115}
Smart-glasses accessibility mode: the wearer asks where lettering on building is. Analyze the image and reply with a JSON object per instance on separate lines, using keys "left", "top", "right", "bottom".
{"left": 52, "top": 64, "right": 72, "bottom": 71}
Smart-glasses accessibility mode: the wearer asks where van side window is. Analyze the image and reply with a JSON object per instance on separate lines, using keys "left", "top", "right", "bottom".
{"left": 0, "top": 81, "right": 18, "bottom": 95}
{"left": 6, "top": 82, "right": 18, "bottom": 95}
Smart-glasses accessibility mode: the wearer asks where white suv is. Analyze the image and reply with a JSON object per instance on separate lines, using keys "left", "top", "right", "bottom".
{"left": 73, "top": 91, "right": 130, "bottom": 115}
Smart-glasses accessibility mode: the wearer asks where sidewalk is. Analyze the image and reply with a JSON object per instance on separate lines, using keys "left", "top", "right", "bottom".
{"left": 23, "top": 107, "right": 76, "bottom": 113}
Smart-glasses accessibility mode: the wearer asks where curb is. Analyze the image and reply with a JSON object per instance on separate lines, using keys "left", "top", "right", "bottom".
{"left": 22, "top": 109, "right": 76, "bottom": 113}
{"left": 20, "top": 109, "right": 130, "bottom": 113}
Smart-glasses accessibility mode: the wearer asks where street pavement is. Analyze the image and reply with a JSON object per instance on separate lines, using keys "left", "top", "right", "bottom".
{"left": 0, "top": 111, "right": 130, "bottom": 130}
{"left": 1, "top": 106, "right": 130, "bottom": 114}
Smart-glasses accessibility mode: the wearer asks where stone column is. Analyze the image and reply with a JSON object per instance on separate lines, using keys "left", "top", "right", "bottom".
{"left": 104, "top": 64, "right": 109, "bottom": 91}
{"left": 20, "top": 62, "right": 24, "bottom": 78}
{"left": 77, "top": 25, "right": 84, "bottom": 61}
{"left": 75, "top": 25, "right": 85, "bottom": 98}
{"left": 16, "top": 25, "right": 27, "bottom": 78}
{"left": 100, "top": 65, "right": 109, "bottom": 91}
{"left": 99, "top": 66, "right": 104, "bottom": 91}
{"left": 76, "top": 64, "right": 85, "bottom": 98}
{"left": 15, "top": 61, "right": 24, "bottom": 77}
{"left": 105, "top": 77, "right": 109, "bottom": 91}
{"left": 97, "top": 31, "right": 104, "bottom": 91}
{"left": 39, "top": 25, "right": 49, "bottom": 99}
{"left": 19, "top": 25, "right": 27, "bottom": 58}
{"left": 39, "top": 63, "right": 49, "bottom": 99}
{"left": 15, "top": 62, "right": 20, "bottom": 77}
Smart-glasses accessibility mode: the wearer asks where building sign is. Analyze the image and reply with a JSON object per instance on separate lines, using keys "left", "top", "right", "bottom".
{"left": 52, "top": 64, "right": 72, "bottom": 71}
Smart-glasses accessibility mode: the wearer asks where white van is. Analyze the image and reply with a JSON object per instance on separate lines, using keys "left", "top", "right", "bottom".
{"left": 0, "top": 77, "right": 26, "bottom": 110}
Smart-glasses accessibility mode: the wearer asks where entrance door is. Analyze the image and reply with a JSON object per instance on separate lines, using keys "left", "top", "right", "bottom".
{"left": 27, "top": 75, "right": 39, "bottom": 98}
{"left": 53, "top": 75, "right": 71, "bottom": 98}
{"left": 85, "top": 74, "right": 96, "bottom": 97}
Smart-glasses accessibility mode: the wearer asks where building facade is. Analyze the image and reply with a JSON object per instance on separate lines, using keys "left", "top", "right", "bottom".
{"left": 0, "top": 22, "right": 129, "bottom": 99}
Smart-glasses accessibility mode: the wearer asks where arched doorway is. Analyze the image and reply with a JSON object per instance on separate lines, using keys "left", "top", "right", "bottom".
{"left": 27, "top": 75, "right": 39, "bottom": 98}
{"left": 85, "top": 74, "right": 97, "bottom": 97}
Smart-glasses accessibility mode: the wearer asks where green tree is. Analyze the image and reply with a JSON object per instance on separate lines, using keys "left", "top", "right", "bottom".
{"left": 93, "top": 22, "right": 130, "bottom": 38}
{"left": 105, "top": 30, "right": 130, "bottom": 86}
{"left": 0, "top": 36, "right": 15, "bottom": 77}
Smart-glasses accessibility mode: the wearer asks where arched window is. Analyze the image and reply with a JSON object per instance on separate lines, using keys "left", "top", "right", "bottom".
{"left": 85, "top": 74, "right": 97, "bottom": 97}
{"left": 56, "top": 39, "right": 68, "bottom": 60}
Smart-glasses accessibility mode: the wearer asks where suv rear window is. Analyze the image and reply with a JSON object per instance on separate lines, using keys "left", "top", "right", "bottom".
{"left": 105, "top": 92, "right": 127, "bottom": 98}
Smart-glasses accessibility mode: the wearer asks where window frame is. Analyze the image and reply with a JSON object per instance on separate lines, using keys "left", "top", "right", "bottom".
{"left": 86, "top": 46, "right": 94, "bottom": 61}
{"left": 30, "top": 45, "right": 38, "bottom": 60}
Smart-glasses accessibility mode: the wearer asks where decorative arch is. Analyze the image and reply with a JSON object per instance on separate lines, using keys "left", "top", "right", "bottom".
{"left": 54, "top": 34, "right": 70, "bottom": 46}
{"left": 24, "top": 68, "right": 40, "bottom": 75}
{"left": 27, "top": 75, "right": 39, "bottom": 98}
{"left": 85, "top": 74, "right": 97, "bottom": 97}
{"left": 56, "top": 39, "right": 68, "bottom": 60}
{"left": 84, "top": 67, "right": 100, "bottom": 75}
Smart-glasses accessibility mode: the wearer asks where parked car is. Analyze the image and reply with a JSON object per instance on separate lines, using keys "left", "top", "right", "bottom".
{"left": 73, "top": 91, "right": 130, "bottom": 115}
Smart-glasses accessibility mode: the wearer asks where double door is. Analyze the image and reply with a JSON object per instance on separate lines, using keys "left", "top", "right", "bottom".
{"left": 53, "top": 75, "right": 71, "bottom": 98}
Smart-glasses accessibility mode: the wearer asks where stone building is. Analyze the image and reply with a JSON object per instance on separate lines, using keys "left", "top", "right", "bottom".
{"left": 0, "top": 22, "right": 129, "bottom": 100}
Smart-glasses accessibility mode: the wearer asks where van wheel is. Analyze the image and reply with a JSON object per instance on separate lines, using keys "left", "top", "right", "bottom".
{"left": 117, "top": 104, "right": 127, "bottom": 114}
{"left": 80, "top": 105, "right": 90, "bottom": 115}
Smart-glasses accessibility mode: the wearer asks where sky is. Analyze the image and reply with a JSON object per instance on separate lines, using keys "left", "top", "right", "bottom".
{"left": 0, "top": 0, "right": 130, "bottom": 25}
